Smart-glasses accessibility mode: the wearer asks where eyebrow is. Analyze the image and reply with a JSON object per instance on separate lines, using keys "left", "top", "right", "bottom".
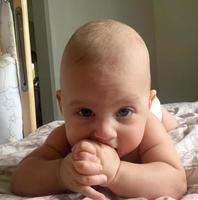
{"left": 68, "top": 95, "right": 140, "bottom": 107}
{"left": 69, "top": 100, "right": 94, "bottom": 107}
{"left": 114, "top": 97, "right": 140, "bottom": 105}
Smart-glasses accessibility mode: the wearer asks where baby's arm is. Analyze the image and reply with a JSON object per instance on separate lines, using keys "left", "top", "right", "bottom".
{"left": 107, "top": 113, "right": 187, "bottom": 199}
{"left": 11, "top": 125, "right": 72, "bottom": 196}
{"left": 11, "top": 124, "right": 69, "bottom": 196}
{"left": 11, "top": 125, "right": 105, "bottom": 199}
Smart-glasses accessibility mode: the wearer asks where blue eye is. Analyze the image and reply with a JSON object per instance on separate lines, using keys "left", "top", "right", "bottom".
{"left": 116, "top": 107, "right": 133, "bottom": 117}
{"left": 78, "top": 108, "right": 95, "bottom": 117}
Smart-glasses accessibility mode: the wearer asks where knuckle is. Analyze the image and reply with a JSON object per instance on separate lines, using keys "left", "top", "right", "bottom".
{"left": 80, "top": 161, "right": 88, "bottom": 170}
{"left": 76, "top": 161, "right": 89, "bottom": 172}
{"left": 82, "top": 176, "right": 92, "bottom": 185}
{"left": 78, "top": 140, "right": 88, "bottom": 150}
{"left": 79, "top": 186, "right": 89, "bottom": 196}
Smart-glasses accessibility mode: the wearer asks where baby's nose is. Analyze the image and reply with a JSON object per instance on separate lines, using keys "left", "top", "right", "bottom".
{"left": 92, "top": 120, "right": 117, "bottom": 142}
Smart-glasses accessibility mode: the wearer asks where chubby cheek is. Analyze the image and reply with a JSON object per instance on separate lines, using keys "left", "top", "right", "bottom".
{"left": 62, "top": 111, "right": 81, "bottom": 146}
{"left": 64, "top": 120, "right": 90, "bottom": 146}
{"left": 117, "top": 124, "right": 145, "bottom": 157}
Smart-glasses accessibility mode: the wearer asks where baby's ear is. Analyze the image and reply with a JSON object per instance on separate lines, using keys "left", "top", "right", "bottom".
{"left": 56, "top": 89, "right": 63, "bottom": 113}
{"left": 149, "top": 89, "right": 157, "bottom": 108}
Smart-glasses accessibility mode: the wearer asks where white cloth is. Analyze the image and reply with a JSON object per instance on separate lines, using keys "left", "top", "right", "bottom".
{"left": 150, "top": 96, "right": 162, "bottom": 121}
{"left": 0, "top": 1, "right": 23, "bottom": 144}
{"left": 0, "top": 54, "right": 23, "bottom": 144}
{"left": 0, "top": 0, "right": 17, "bottom": 57}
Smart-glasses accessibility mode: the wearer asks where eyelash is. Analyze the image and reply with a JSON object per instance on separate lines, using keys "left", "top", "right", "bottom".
{"left": 78, "top": 108, "right": 95, "bottom": 117}
{"left": 77, "top": 107, "right": 135, "bottom": 118}
{"left": 116, "top": 107, "right": 134, "bottom": 118}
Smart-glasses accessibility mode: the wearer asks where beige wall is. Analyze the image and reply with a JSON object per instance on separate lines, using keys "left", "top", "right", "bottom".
{"left": 33, "top": 0, "right": 156, "bottom": 120}
{"left": 32, "top": 0, "right": 198, "bottom": 121}
{"left": 47, "top": 0, "right": 156, "bottom": 91}
{"left": 153, "top": 0, "right": 198, "bottom": 103}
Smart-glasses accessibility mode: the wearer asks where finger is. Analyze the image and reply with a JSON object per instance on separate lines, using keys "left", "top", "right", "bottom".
{"left": 73, "top": 151, "right": 100, "bottom": 163}
{"left": 72, "top": 140, "right": 97, "bottom": 155}
{"left": 76, "top": 174, "right": 107, "bottom": 186}
{"left": 79, "top": 185, "right": 105, "bottom": 200}
{"left": 73, "top": 160, "right": 102, "bottom": 175}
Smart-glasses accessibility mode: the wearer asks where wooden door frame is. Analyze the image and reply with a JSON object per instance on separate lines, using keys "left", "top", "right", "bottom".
{"left": 13, "top": 0, "right": 36, "bottom": 136}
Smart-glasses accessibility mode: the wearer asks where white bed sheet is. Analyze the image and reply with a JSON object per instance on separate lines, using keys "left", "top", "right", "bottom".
{"left": 0, "top": 102, "right": 198, "bottom": 200}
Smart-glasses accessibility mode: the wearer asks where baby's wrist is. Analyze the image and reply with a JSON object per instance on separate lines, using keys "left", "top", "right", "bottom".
{"left": 57, "top": 158, "right": 67, "bottom": 191}
{"left": 107, "top": 160, "right": 122, "bottom": 190}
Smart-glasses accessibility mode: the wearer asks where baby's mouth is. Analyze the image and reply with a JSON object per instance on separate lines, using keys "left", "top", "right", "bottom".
{"left": 114, "top": 148, "right": 118, "bottom": 153}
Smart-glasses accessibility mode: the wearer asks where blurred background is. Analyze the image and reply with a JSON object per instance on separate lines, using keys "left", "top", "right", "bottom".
{"left": 27, "top": 0, "right": 198, "bottom": 125}
{"left": 0, "top": 0, "right": 198, "bottom": 144}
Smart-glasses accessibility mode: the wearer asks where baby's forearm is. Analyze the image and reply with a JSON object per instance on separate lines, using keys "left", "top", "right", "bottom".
{"left": 108, "top": 161, "right": 186, "bottom": 199}
{"left": 11, "top": 157, "right": 65, "bottom": 196}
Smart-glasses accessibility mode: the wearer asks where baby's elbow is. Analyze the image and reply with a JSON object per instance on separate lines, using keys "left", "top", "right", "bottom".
{"left": 11, "top": 184, "right": 21, "bottom": 196}
{"left": 11, "top": 174, "right": 23, "bottom": 196}
{"left": 11, "top": 179, "right": 20, "bottom": 196}
{"left": 11, "top": 170, "right": 29, "bottom": 196}
{"left": 171, "top": 169, "right": 187, "bottom": 199}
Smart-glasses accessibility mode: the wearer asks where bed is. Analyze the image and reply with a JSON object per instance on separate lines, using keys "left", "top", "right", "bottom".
{"left": 0, "top": 101, "right": 198, "bottom": 200}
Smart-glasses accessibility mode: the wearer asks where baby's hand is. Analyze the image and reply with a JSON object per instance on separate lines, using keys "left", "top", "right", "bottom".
{"left": 72, "top": 140, "right": 107, "bottom": 186}
{"left": 73, "top": 140, "right": 120, "bottom": 186}
{"left": 59, "top": 149, "right": 106, "bottom": 200}
{"left": 72, "top": 139, "right": 99, "bottom": 163}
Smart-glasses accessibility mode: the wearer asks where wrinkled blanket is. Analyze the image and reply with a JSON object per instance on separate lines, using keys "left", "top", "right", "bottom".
{"left": 0, "top": 102, "right": 198, "bottom": 200}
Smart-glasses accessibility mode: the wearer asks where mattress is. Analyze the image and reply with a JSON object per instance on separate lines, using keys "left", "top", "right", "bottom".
{"left": 0, "top": 101, "right": 198, "bottom": 200}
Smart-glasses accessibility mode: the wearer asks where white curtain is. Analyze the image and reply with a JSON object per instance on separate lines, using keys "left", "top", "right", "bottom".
{"left": 0, "top": 0, "right": 23, "bottom": 144}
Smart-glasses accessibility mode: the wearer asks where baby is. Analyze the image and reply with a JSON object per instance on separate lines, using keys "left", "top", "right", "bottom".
{"left": 11, "top": 19, "right": 186, "bottom": 199}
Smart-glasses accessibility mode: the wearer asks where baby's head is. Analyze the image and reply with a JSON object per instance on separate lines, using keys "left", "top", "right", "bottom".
{"left": 61, "top": 19, "right": 151, "bottom": 93}
{"left": 57, "top": 19, "right": 155, "bottom": 157}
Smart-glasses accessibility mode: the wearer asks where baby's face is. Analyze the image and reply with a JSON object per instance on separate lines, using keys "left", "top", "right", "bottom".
{"left": 58, "top": 57, "right": 151, "bottom": 157}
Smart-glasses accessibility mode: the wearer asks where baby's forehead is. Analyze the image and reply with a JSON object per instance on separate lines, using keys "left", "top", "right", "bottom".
{"left": 63, "top": 20, "right": 148, "bottom": 64}
{"left": 61, "top": 20, "right": 150, "bottom": 89}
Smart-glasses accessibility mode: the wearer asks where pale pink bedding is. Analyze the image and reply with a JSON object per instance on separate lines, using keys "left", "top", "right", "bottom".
{"left": 0, "top": 102, "right": 198, "bottom": 200}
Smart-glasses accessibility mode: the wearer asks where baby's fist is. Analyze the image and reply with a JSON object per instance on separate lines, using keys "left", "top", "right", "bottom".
{"left": 94, "top": 143, "right": 120, "bottom": 186}
{"left": 71, "top": 140, "right": 103, "bottom": 176}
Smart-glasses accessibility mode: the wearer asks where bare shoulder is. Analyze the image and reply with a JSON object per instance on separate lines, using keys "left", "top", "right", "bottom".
{"left": 26, "top": 124, "right": 71, "bottom": 160}
{"left": 161, "top": 106, "right": 178, "bottom": 131}
{"left": 138, "top": 113, "right": 182, "bottom": 169}
{"left": 139, "top": 113, "right": 168, "bottom": 153}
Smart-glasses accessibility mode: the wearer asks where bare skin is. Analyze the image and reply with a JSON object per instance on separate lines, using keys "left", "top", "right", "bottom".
{"left": 11, "top": 20, "right": 186, "bottom": 199}
{"left": 161, "top": 106, "right": 178, "bottom": 131}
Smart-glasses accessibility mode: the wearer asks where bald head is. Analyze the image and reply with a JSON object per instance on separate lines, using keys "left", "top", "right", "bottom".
{"left": 60, "top": 19, "right": 151, "bottom": 92}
